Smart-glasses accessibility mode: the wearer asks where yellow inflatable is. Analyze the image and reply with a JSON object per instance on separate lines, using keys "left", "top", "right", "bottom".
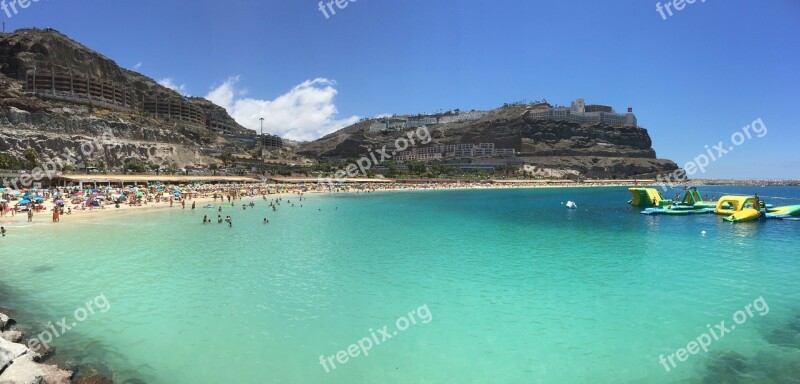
{"left": 724, "top": 208, "right": 761, "bottom": 223}
{"left": 715, "top": 196, "right": 758, "bottom": 216}
{"left": 628, "top": 188, "right": 663, "bottom": 207}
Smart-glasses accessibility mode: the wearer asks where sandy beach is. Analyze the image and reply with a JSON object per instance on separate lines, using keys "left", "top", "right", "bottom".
{"left": 0, "top": 180, "right": 647, "bottom": 228}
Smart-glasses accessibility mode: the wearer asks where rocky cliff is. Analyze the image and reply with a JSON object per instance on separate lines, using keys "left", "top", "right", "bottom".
{"left": 0, "top": 28, "right": 249, "bottom": 170}
{"left": 297, "top": 105, "right": 679, "bottom": 179}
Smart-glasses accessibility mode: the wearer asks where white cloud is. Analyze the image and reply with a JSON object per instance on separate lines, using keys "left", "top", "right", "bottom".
{"left": 158, "top": 78, "right": 188, "bottom": 96}
{"left": 133, "top": 62, "right": 142, "bottom": 70}
{"left": 206, "top": 77, "right": 359, "bottom": 141}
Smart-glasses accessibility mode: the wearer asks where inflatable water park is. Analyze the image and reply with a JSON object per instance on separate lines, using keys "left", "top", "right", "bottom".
{"left": 628, "top": 187, "right": 800, "bottom": 223}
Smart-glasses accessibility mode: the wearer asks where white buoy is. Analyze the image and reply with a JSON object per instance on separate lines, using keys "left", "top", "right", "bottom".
{"left": 701, "top": 230, "right": 707, "bottom": 236}
{"left": 566, "top": 201, "right": 577, "bottom": 209}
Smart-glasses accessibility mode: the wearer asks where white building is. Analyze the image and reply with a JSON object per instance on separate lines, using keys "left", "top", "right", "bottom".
{"left": 396, "top": 142, "right": 515, "bottom": 161}
{"left": 529, "top": 98, "right": 637, "bottom": 126}
{"left": 407, "top": 116, "right": 439, "bottom": 128}
{"left": 369, "top": 122, "right": 386, "bottom": 133}
{"left": 387, "top": 120, "right": 407, "bottom": 131}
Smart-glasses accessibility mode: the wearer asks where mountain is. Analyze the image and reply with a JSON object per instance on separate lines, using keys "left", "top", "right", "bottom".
{"left": 0, "top": 28, "right": 260, "bottom": 171}
{"left": 297, "top": 104, "right": 679, "bottom": 179}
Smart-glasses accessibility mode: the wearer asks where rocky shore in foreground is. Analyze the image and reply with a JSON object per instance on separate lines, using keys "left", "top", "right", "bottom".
{"left": 0, "top": 310, "right": 111, "bottom": 384}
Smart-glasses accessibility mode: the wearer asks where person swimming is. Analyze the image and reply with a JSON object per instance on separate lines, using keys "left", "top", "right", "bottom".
{"left": 263, "top": 218, "right": 268, "bottom": 224}
{"left": 1, "top": 227, "right": 5, "bottom": 237}
{"left": 217, "top": 215, "right": 223, "bottom": 223}
{"left": 203, "top": 215, "right": 209, "bottom": 224}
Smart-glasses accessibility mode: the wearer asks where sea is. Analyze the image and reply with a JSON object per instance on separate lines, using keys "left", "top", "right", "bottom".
{"left": 1, "top": 186, "right": 799, "bottom": 383}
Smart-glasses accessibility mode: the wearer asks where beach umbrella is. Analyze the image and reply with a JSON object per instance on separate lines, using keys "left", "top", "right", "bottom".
{"left": 55, "top": 199, "right": 64, "bottom": 204}
{"left": 0, "top": 199, "right": 7, "bottom": 203}
{"left": 33, "top": 195, "right": 45, "bottom": 201}
{"left": 17, "top": 199, "right": 31, "bottom": 205}
{"left": 0, "top": 188, "right": 5, "bottom": 192}
{"left": 7, "top": 190, "right": 20, "bottom": 195}
{"left": 117, "top": 194, "right": 127, "bottom": 200}
{"left": 135, "top": 191, "right": 144, "bottom": 197}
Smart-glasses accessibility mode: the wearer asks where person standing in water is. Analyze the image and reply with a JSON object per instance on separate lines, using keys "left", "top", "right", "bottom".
{"left": 1, "top": 227, "right": 6, "bottom": 237}
{"left": 754, "top": 193, "right": 761, "bottom": 212}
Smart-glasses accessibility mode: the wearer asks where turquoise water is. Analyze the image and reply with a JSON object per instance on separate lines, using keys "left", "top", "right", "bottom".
{"left": 1, "top": 187, "right": 800, "bottom": 383}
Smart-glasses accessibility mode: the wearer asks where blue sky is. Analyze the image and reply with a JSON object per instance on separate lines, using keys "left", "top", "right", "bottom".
{"left": 6, "top": 0, "right": 800, "bottom": 178}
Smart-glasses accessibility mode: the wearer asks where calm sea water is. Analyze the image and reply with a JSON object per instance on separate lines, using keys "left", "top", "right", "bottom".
{"left": 1, "top": 187, "right": 799, "bottom": 383}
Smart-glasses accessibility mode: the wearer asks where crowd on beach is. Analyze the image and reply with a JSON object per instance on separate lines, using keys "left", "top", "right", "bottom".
{"left": 0, "top": 179, "right": 642, "bottom": 233}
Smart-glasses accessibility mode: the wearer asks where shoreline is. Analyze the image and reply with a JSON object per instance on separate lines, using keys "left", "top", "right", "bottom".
{"left": 0, "top": 182, "right": 651, "bottom": 228}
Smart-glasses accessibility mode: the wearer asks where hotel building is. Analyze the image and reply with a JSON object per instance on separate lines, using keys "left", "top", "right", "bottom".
{"left": 528, "top": 98, "right": 637, "bottom": 127}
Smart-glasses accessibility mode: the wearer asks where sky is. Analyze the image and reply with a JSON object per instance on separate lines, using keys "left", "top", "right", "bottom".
{"left": 5, "top": 0, "right": 800, "bottom": 179}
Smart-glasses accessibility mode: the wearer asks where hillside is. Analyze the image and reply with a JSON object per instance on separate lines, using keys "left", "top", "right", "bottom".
{"left": 297, "top": 104, "right": 679, "bottom": 179}
{"left": 0, "top": 28, "right": 256, "bottom": 171}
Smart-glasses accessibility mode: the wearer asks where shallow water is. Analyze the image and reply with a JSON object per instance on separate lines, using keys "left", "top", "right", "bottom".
{"left": 1, "top": 187, "right": 799, "bottom": 383}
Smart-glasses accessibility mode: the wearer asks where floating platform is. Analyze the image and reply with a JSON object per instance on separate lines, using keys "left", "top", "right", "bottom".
{"left": 640, "top": 207, "right": 716, "bottom": 216}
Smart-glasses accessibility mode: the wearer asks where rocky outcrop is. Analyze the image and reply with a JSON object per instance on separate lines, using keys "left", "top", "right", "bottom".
{"left": 0, "top": 28, "right": 253, "bottom": 170}
{"left": 296, "top": 105, "right": 679, "bottom": 178}
{"left": 0, "top": 102, "right": 214, "bottom": 169}
{"left": 0, "top": 28, "right": 245, "bottom": 135}
{"left": 0, "top": 312, "right": 72, "bottom": 384}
